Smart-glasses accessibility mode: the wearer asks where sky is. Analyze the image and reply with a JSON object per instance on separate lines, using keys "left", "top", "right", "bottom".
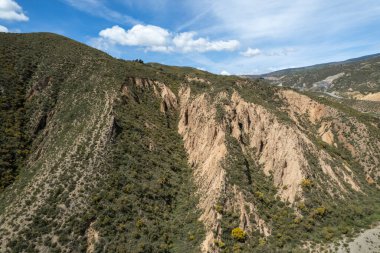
{"left": 1, "top": 0, "right": 380, "bottom": 75}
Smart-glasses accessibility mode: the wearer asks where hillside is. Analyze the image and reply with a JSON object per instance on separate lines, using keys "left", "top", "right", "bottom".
{"left": 248, "top": 53, "right": 380, "bottom": 103}
{"left": 0, "top": 33, "right": 380, "bottom": 253}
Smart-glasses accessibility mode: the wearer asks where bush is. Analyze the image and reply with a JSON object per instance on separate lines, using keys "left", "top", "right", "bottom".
{"left": 300, "top": 179, "right": 313, "bottom": 188}
{"left": 314, "top": 207, "right": 327, "bottom": 217}
{"left": 255, "top": 191, "right": 264, "bottom": 201}
{"left": 231, "top": 228, "right": 246, "bottom": 242}
{"left": 214, "top": 240, "right": 226, "bottom": 249}
{"left": 258, "top": 238, "right": 266, "bottom": 247}
{"left": 214, "top": 204, "right": 224, "bottom": 214}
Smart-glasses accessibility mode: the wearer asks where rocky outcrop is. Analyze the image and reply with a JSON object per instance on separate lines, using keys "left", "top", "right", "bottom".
{"left": 123, "top": 77, "right": 178, "bottom": 113}
{"left": 178, "top": 87, "right": 227, "bottom": 252}
{"left": 225, "top": 92, "right": 362, "bottom": 202}
{"left": 86, "top": 222, "right": 99, "bottom": 253}
{"left": 174, "top": 85, "right": 373, "bottom": 252}
{"left": 177, "top": 87, "right": 271, "bottom": 252}
{"left": 279, "top": 90, "right": 380, "bottom": 182}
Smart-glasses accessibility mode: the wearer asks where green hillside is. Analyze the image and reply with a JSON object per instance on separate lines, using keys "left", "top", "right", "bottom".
{"left": 0, "top": 33, "right": 379, "bottom": 253}
{"left": 250, "top": 53, "right": 380, "bottom": 94}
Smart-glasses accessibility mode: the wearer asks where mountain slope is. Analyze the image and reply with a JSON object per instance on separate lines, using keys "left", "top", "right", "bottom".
{"left": 252, "top": 53, "right": 380, "bottom": 100}
{"left": 0, "top": 33, "right": 379, "bottom": 253}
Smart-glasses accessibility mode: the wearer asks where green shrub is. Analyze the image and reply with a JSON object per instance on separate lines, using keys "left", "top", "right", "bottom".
{"left": 255, "top": 191, "right": 264, "bottom": 201}
{"left": 214, "top": 204, "right": 224, "bottom": 214}
{"left": 258, "top": 238, "right": 266, "bottom": 247}
{"left": 214, "top": 240, "right": 226, "bottom": 248}
{"left": 314, "top": 206, "right": 327, "bottom": 217}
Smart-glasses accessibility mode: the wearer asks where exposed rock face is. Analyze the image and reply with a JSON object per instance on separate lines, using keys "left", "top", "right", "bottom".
{"left": 173, "top": 85, "right": 377, "bottom": 252}
{"left": 177, "top": 87, "right": 272, "bottom": 252}
{"left": 186, "top": 75, "right": 212, "bottom": 84}
{"left": 225, "top": 92, "right": 307, "bottom": 202}
{"left": 178, "top": 87, "right": 227, "bottom": 252}
{"left": 279, "top": 90, "right": 380, "bottom": 182}
{"left": 353, "top": 91, "right": 380, "bottom": 101}
{"left": 318, "top": 123, "right": 335, "bottom": 146}
{"left": 226, "top": 92, "right": 364, "bottom": 201}
{"left": 123, "top": 77, "right": 178, "bottom": 113}
{"left": 86, "top": 222, "right": 99, "bottom": 253}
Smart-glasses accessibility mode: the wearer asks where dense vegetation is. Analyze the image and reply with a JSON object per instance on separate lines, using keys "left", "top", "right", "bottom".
{"left": 87, "top": 79, "right": 204, "bottom": 252}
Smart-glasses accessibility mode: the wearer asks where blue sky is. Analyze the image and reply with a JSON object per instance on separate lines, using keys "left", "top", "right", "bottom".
{"left": 1, "top": 0, "right": 380, "bottom": 74}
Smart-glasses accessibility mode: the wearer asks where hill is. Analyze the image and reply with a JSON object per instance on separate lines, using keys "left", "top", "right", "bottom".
{"left": 0, "top": 33, "right": 380, "bottom": 253}
{"left": 247, "top": 53, "right": 380, "bottom": 101}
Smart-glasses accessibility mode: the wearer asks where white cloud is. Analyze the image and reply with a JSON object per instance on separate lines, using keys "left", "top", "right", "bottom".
{"left": 220, "top": 70, "right": 231, "bottom": 75}
{"left": 241, "top": 47, "right": 297, "bottom": 58}
{"left": 98, "top": 24, "right": 240, "bottom": 53}
{"left": 0, "top": 0, "right": 28, "bottom": 21}
{"left": 147, "top": 45, "right": 173, "bottom": 53}
{"left": 267, "top": 48, "right": 297, "bottom": 56}
{"left": 173, "top": 32, "right": 239, "bottom": 52}
{"left": 89, "top": 37, "right": 111, "bottom": 51}
{"left": 0, "top": 24, "right": 8, "bottom": 32}
{"left": 178, "top": 0, "right": 380, "bottom": 74}
{"left": 241, "top": 48, "right": 261, "bottom": 57}
{"left": 100, "top": 25, "right": 170, "bottom": 47}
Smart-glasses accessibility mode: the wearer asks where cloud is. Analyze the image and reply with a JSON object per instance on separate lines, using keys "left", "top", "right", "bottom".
{"left": 86, "top": 0, "right": 380, "bottom": 75}
{"left": 241, "top": 48, "right": 261, "bottom": 57}
{"left": 100, "top": 25, "right": 170, "bottom": 47}
{"left": 267, "top": 48, "right": 297, "bottom": 56}
{"left": 63, "top": 0, "right": 139, "bottom": 25}
{"left": 0, "top": 0, "right": 28, "bottom": 21}
{"left": 220, "top": 70, "right": 231, "bottom": 75}
{"left": 241, "top": 47, "right": 297, "bottom": 58}
{"left": 88, "top": 37, "right": 112, "bottom": 51}
{"left": 0, "top": 24, "right": 8, "bottom": 32}
{"left": 98, "top": 24, "right": 240, "bottom": 53}
{"left": 189, "top": 0, "right": 380, "bottom": 41}
{"left": 173, "top": 32, "right": 239, "bottom": 52}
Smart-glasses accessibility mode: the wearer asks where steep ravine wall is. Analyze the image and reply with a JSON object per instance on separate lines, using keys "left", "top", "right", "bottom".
{"left": 279, "top": 90, "right": 380, "bottom": 183}
{"left": 177, "top": 86, "right": 272, "bottom": 252}
{"left": 178, "top": 87, "right": 227, "bottom": 252}
{"left": 174, "top": 86, "right": 366, "bottom": 252}
{"left": 225, "top": 92, "right": 361, "bottom": 202}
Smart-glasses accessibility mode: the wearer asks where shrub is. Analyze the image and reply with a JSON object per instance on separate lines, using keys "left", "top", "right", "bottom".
{"left": 214, "top": 240, "right": 226, "bottom": 249}
{"left": 214, "top": 204, "right": 224, "bottom": 214}
{"left": 258, "top": 238, "right": 266, "bottom": 247}
{"left": 300, "top": 179, "right": 313, "bottom": 188}
{"left": 297, "top": 202, "right": 306, "bottom": 211}
{"left": 293, "top": 217, "right": 302, "bottom": 224}
{"left": 231, "top": 227, "right": 246, "bottom": 242}
{"left": 314, "top": 206, "right": 327, "bottom": 217}
{"left": 255, "top": 191, "right": 264, "bottom": 201}
{"left": 232, "top": 243, "right": 242, "bottom": 253}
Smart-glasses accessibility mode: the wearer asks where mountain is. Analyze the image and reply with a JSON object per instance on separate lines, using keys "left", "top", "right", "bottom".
{"left": 247, "top": 53, "right": 380, "bottom": 99}
{"left": 0, "top": 33, "right": 379, "bottom": 253}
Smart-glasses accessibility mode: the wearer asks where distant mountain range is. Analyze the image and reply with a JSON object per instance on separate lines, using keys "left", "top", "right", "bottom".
{"left": 246, "top": 53, "right": 380, "bottom": 99}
